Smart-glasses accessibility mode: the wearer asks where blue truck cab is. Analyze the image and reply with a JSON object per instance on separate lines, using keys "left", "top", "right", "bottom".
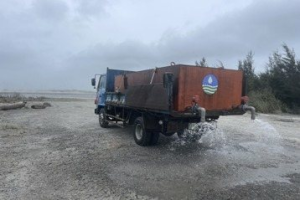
{"left": 91, "top": 68, "right": 132, "bottom": 114}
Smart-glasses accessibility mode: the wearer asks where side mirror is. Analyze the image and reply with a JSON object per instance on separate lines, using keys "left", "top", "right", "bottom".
{"left": 91, "top": 78, "right": 96, "bottom": 87}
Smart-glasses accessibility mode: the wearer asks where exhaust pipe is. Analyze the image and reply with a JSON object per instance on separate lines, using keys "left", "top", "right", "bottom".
{"left": 197, "top": 107, "right": 206, "bottom": 122}
{"left": 243, "top": 105, "right": 256, "bottom": 120}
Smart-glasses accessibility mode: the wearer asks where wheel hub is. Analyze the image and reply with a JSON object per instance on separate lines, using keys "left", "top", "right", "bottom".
{"left": 135, "top": 124, "right": 143, "bottom": 140}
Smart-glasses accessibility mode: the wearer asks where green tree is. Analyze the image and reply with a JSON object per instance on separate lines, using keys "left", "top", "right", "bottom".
{"left": 238, "top": 51, "right": 259, "bottom": 93}
{"left": 267, "top": 45, "right": 300, "bottom": 110}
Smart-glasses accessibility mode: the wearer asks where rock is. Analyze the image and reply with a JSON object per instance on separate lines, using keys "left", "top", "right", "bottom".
{"left": 31, "top": 102, "right": 52, "bottom": 109}
{"left": 43, "top": 102, "right": 52, "bottom": 107}
{"left": 31, "top": 104, "right": 46, "bottom": 109}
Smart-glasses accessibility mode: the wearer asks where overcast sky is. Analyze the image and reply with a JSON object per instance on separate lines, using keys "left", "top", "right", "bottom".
{"left": 1, "top": 0, "right": 299, "bottom": 91}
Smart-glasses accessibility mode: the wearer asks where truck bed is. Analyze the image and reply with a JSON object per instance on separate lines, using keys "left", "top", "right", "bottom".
{"left": 113, "top": 64, "right": 244, "bottom": 115}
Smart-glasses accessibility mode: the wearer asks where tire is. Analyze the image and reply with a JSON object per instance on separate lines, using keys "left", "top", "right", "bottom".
{"left": 150, "top": 132, "right": 160, "bottom": 145}
{"left": 99, "top": 108, "right": 108, "bottom": 128}
{"left": 133, "top": 117, "right": 151, "bottom": 146}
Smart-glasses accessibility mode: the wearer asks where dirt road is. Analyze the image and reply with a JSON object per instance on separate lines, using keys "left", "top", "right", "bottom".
{"left": 1, "top": 99, "right": 300, "bottom": 199}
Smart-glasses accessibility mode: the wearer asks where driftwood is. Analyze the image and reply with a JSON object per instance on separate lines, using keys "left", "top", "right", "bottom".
{"left": 0, "top": 101, "right": 27, "bottom": 110}
{"left": 31, "top": 102, "right": 52, "bottom": 109}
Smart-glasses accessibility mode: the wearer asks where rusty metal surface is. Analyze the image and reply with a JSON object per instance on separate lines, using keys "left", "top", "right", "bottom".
{"left": 178, "top": 66, "right": 243, "bottom": 112}
{"left": 114, "top": 66, "right": 180, "bottom": 84}
{"left": 125, "top": 84, "right": 169, "bottom": 111}
{"left": 114, "top": 64, "right": 243, "bottom": 113}
{"left": 115, "top": 65, "right": 181, "bottom": 109}
{"left": 114, "top": 75, "right": 126, "bottom": 93}
{"left": 106, "top": 69, "right": 133, "bottom": 92}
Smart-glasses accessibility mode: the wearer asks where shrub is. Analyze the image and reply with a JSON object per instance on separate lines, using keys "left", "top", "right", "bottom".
{"left": 248, "top": 89, "right": 287, "bottom": 113}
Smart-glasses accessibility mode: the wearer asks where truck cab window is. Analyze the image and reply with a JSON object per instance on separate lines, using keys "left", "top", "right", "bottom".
{"left": 99, "top": 75, "right": 106, "bottom": 89}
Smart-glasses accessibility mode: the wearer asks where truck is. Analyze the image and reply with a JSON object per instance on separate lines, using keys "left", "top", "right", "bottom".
{"left": 91, "top": 63, "right": 255, "bottom": 146}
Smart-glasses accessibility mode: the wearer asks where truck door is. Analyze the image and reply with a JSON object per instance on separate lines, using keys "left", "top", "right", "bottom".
{"left": 97, "top": 75, "right": 107, "bottom": 107}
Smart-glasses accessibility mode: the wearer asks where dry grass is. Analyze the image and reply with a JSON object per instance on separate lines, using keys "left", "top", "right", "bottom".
{"left": 0, "top": 123, "right": 19, "bottom": 130}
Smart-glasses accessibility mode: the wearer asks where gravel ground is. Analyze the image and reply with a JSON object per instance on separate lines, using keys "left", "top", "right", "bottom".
{"left": 0, "top": 99, "right": 300, "bottom": 200}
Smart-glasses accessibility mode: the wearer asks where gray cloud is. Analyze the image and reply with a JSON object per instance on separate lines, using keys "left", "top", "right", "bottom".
{"left": 158, "top": 0, "right": 300, "bottom": 67}
{"left": 0, "top": 0, "right": 300, "bottom": 91}
{"left": 32, "top": 0, "right": 69, "bottom": 21}
{"left": 69, "top": 0, "right": 300, "bottom": 74}
{"left": 74, "top": 0, "right": 108, "bottom": 18}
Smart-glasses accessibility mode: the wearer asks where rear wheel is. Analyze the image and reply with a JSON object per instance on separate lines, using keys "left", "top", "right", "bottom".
{"left": 99, "top": 108, "right": 108, "bottom": 128}
{"left": 133, "top": 117, "right": 152, "bottom": 146}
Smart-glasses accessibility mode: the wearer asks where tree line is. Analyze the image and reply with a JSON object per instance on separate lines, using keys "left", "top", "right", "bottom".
{"left": 197, "top": 45, "right": 300, "bottom": 113}
{"left": 238, "top": 45, "right": 300, "bottom": 113}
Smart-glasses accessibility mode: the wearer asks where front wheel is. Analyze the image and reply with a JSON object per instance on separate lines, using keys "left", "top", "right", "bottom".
{"left": 133, "top": 117, "right": 152, "bottom": 146}
{"left": 99, "top": 108, "right": 108, "bottom": 128}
